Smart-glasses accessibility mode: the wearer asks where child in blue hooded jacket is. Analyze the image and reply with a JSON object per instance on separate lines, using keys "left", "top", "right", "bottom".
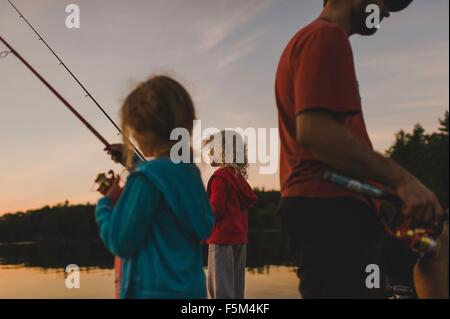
{"left": 95, "top": 75, "right": 214, "bottom": 299}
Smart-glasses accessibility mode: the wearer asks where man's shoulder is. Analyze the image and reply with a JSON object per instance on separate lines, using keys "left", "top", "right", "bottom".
{"left": 295, "top": 19, "right": 347, "bottom": 44}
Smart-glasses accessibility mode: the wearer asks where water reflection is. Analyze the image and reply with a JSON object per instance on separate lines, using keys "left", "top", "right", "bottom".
{"left": 0, "top": 266, "right": 116, "bottom": 299}
{"left": 0, "top": 233, "right": 299, "bottom": 299}
{"left": 0, "top": 241, "right": 113, "bottom": 269}
{"left": 0, "top": 232, "right": 292, "bottom": 270}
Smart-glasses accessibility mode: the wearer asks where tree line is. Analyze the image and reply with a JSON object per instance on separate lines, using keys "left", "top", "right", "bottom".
{"left": 0, "top": 112, "right": 447, "bottom": 243}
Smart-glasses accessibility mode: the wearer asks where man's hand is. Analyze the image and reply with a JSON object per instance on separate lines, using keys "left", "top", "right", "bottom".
{"left": 393, "top": 173, "right": 444, "bottom": 227}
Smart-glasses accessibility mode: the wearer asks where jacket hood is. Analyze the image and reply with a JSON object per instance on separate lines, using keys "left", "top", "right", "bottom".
{"left": 209, "top": 167, "right": 257, "bottom": 210}
{"left": 134, "top": 158, "right": 214, "bottom": 242}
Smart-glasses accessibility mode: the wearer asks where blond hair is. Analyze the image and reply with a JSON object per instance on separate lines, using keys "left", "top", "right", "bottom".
{"left": 120, "top": 75, "right": 196, "bottom": 167}
{"left": 204, "top": 130, "right": 249, "bottom": 179}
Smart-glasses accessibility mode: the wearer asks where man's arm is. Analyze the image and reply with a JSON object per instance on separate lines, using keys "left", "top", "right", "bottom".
{"left": 296, "top": 111, "right": 443, "bottom": 224}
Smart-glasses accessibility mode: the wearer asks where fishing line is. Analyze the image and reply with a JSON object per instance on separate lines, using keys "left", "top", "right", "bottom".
{"left": 0, "top": 35, "right": 111, "bottom": 148}
{"left": 7, "top": 0, "right": 145, "bottom": 161}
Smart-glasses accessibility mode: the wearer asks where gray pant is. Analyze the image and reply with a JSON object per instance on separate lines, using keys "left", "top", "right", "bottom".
{"left": 207, "top": 244, "right": 247, "bottom": 299}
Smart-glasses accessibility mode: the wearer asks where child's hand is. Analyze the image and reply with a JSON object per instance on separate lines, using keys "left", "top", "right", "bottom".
{"left": 105, "top": 144, "right": 126, "bottom": 166}
{"left": 105, "top": 176, "right": 122, "bottom": 204}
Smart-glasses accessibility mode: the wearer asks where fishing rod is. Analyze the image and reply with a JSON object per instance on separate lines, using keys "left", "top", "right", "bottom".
{"left": 324, "top": 171, "right": 449, "bottom": 257}
{"left": 6, "top": 0, "right": 145, "bottom": 161}
{"left": 1, "top": 37, "right": 135, "bottom": 193}
{"left": 323, "top": 172, "right": 403, "bottom": 206}
{"left": 0, "top": 35, "right": 111, "bottom": 148}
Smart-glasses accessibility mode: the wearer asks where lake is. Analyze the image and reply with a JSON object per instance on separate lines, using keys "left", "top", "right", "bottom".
{"left": 0, "top": 238, "right": 300, "bottom": 299}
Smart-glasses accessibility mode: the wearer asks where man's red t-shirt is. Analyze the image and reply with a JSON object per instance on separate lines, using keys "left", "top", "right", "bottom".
{"left": 275, "top": 19, "right": 377, "bottom": 205}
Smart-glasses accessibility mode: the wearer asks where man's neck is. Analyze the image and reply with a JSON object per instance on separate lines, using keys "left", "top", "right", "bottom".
{"left": 319, "top": 3, "right": 354, "bottom": 36}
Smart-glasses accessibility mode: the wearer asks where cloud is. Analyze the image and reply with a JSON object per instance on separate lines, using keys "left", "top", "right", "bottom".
{"left": 217, "top": 30, "right": 264, "bottom": 71}
{"left": 393, "top": 98, "right": 448, "bottom": 110}
{"left": 196, "top": 0, "right": 272, "bottom": 51}
{"left": 357, "top": 40, "right": 449, "bottom": 77}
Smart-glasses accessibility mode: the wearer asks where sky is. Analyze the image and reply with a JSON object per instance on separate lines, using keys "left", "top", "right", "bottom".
{"left": 0, "top": 0, "right": 448, "bottom": 214}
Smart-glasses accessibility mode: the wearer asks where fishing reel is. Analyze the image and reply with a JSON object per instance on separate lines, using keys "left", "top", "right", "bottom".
{"left": 396, "top": 228, "right": 440, "bottom": 257}
{"left": 92, "top": 169, "right": 129, "bottom": 195}
{"left": 394, "top": 211, "right": 448, "bottom": 257}
{"left": 92, "top": 170, "right": 117, "bottom": 195}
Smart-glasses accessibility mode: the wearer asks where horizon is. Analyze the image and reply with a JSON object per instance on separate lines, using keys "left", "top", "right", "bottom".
{"left": 1, "top": 110, "right": 447, "bottom": 216}
{"left": 1, "top": 0, "right": 449, "bottom": 214}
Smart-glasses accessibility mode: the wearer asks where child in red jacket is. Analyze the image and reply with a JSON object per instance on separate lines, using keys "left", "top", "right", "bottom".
{"left": 205, "top": 130, "right": 257, "bottom": 299}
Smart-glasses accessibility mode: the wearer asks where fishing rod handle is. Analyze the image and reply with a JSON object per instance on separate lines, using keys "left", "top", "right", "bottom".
{"left": 323, "top": 171, "right": 403, "bottom": 206}
{"left": 323, "top": 171, "right": 448, "bottom": 257}
{"left": 323, "top": 172, "right": 449, "bottom": 222}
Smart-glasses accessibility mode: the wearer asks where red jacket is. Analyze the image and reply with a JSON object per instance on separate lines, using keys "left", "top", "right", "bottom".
{"left": 207, "top": 167, "right": 257, "bottom": 245}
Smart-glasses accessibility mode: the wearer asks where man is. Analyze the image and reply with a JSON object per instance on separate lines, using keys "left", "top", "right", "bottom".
{"left": 275, "top": 0, "right": 447, "bottom": 299}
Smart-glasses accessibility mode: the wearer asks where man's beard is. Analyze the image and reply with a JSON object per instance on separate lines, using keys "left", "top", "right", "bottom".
{"left": 351, "top": 0, "right": 381, "bottom": 36}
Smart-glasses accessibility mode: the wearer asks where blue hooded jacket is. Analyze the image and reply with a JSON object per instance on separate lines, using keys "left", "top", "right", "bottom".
{"left": 96, "top": 158, "right": 214, "bottom": 299}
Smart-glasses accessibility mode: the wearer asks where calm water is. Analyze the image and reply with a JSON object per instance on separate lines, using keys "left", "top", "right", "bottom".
{"left": 0, "top": 238, "right": 300, "bottom": 299}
